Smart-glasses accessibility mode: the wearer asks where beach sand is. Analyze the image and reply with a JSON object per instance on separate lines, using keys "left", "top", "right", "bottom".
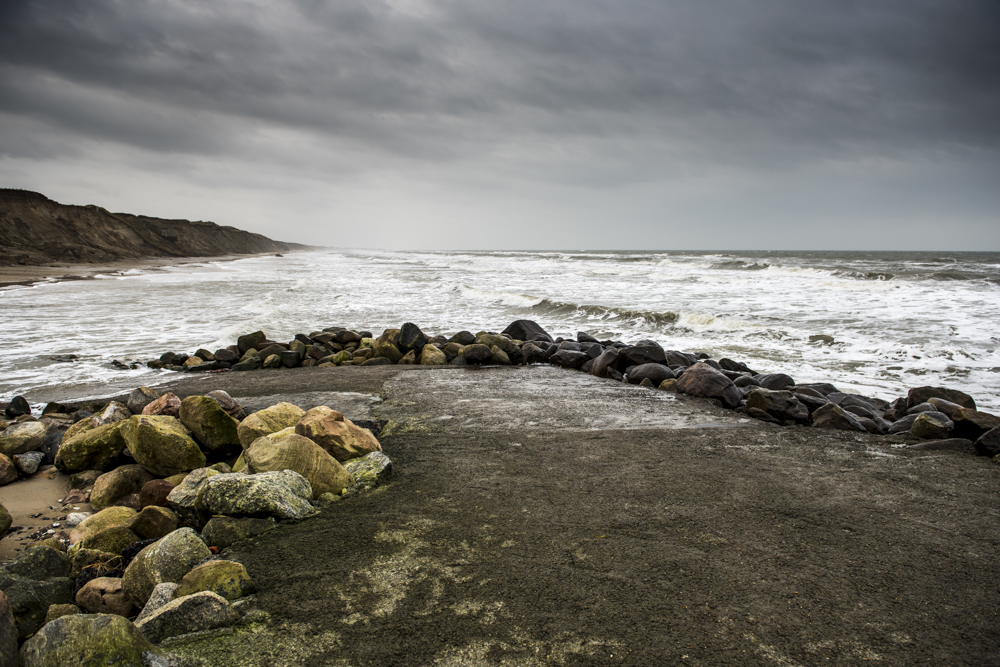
{"left": 0, "top": 467, "right": 86, "bottom": 561}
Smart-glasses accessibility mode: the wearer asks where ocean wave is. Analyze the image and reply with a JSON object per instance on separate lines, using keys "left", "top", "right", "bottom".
{"left": 457, "top": 285, "right": 544, "bottom": 308}
{"left": 833, "top": 270, "right": 895, "bottom": 281}
{"left": 527, "top": 298, "right": 680, "bottom": 328}
{"left": 675, "top": 311, "right": 762, "bottom": 333}
{"left": 710, "top": 260, "right": 771, "bottom": 271}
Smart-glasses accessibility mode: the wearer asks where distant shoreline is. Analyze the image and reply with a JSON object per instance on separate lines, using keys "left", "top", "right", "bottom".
{"left": 0, "top": 251, "right": 294, "bottom": 289}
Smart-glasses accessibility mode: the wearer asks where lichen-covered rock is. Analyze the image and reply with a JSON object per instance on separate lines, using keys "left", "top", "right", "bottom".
{"left": 125, "top": 506, "right": 181, "bottom": 542}
{"left": 0, "top": 455, "right": 17, "bottom": 486}
{"left": 236, "top": 402, "right": 305, "bottom": 449}
{"left": 419, "top": 344, "right": 447, "bottom": 365}
{"left": 174, "top": 560, "right": 255, "bottom": 601}
{"left": 811, "top": 403, "right": 867, "bottom": 432}
{"left": 373, "top": 329, "right": 404, "bottom": 363}
{"left": 75, "top": 577, "right": 134, "bottom": 616}
{"left": 166, "top": 468, "right": 220, "bottom": 528}
{"left": 69, "top": 506, "right": 137, "bottom": 544}
{"left": 910, "top": 412, "right": 953, "bottom": 440}
{"left": 42, "top": 603, "right": 81, "bottom": 625}
{"left": 70, "top": 526, "right": 142, "bottom": 556}
{"left": 90, "top": 465, "right": 156, "bottom": 511}
{"left": 179, "top": 395, "right": 241, "bottom": 452}
{"left": 19, "top": 613, "right": 162, "bottom": 667}
{"left": 0, "top": 555, "right": 75, "bottom": 639}
{"left": 200, "top": 471, "right": 316, "bottom": 521}
{"left": 295, "top": 406, "right": 382, "bottom": 462}
{"left": 0, "top": 420, "right": 48, "bottom": 458}
{"left": 4, "top": 546, "right": 71, "bottom": 580}
{"left": 674, "top": 362, "right": 742, "bottom": 409}
{"left": 200, "top": 517, "right": 277, "bottom": 550}
{"left": 121, "top": 415, "right": 206, "bottom": 477}
{"left": 343, "top": 452, "right": 394, "bottom": 494}
{"left": 122, "top": 527, "right": 212, "bottom": 608}
{"left": 54, "top": 422, "right": 127, "bottom": 474}
{"left": 135, "top": 590, "right": 235, "bottom": 644}
{"left": 245, "top": 432, "right": 354, "bottom": 498}
{"left": 69, "top": 549, "right": 121, "bottom": 579}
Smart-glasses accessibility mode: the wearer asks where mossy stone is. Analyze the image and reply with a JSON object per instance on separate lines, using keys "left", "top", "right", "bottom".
{"left": 236, "top": 402, "right": 305, "bottom": 449}
{"left": 174, "top": 560, "right": 255, "bottom": 601}
{"left": 120, "top": 415, "right": 206, "bottom": 477}
{"left": 70, "top": 527, "right": 142, "bottom": 557}
{"left": 54, "top": 422, "right": 126, "bottom": 474}
{"left": 179, "top": 396, "right": 240, "bottom": 452}
{"left": 19, "top": 612, "right": 162, "bottom": 667}
{"left": 69, "top": 507, "right": 137, "bottom": 544}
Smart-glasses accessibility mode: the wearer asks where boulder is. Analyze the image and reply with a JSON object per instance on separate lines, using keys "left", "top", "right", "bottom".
{"left": 811, "top": 403, "right": 867, "bottom": 432}
{"left": 888, "top": 411, "right": 950, "bottom": 434}
{"left": 925, "top": 397, "right": 965, "bottom": 419}
{"left": 134, "top": 583, "right": 178, "bottom": 625}
{"left": 549, "top": 349, "right": 590, "bottom": 369}
{"left": 140, "top": 393, "right": 181, "bottom": 417}
{"left": 74, "top": 577, "right": 133, "bottom": 616}
{"left": 974, "top": 428, "right": 1000, "bottom": 457}
{"left": 462, "top": 344, "right": 493, "bottom": 364}
{"left": 4, "top": 396, "right": 31, "bottom": 418}
{"left": 449, "top": 331, "right": 477, "bottom": 346}
{"left": 910, "top": 412, "right": 953, "bottom": 440}
{"left": 231, "top": 356, "right": 263, "bottom": 372}
{"left": 245, "top": 432, "right": 354, "bottom": 498}
{"left": 4, "top": 546, "right": 70, "bottom": 580}
{"left": 204, "top": 390, "right": 247, "bottom": 421}
{"left": 54, "top": 422, "right": 127, "bottom": 474}
{"left": 626, "top": 363, "right": 675, "bottom": 386}
{"left": 906, "top": 386, "right": 976, "bottom": 410}
{"left": 520, "top": 342, "right": 547, "bottom": 365}
{"left": 951, "top": 408, "right": 1000, "bottom": 442}
{"left": 0, "top": 554, "right": 74, "bottom": 639}
{"left": 665, "top": 350, "right": 696, "bottom": 368}
{"left": 200, "top": 471, "right": 316, "bottom": 521}
{"left": 179, "top": 395, "right": 240, "bottom": 452}
{"left": 622, "top": 343, "right": 667, "bottom": 367}
{"left": 121, "top": 415, "right": 205, "bottom": 477}
{"left": 0, "top": 455, "right": 17, "bottom": 486}
{"left": 95, "top": 402, "right": 131, "bottom": 426}
{"left": 237, "top": 402, "right": 305, "bottom": 449}
{"left": 125, "top": 506, "right": 181, "bottom": 541}
{"left": 745, "top": 389, "right": 810, "bottom": 424}
{"left": 174, "top": 560, "right": 255, "bottom": 601}
{"left": 126, "top": 387, "right": 159, "bottom": 416}
{"left": 69, "top": 507, "right": 137, "bottom": 544}
{"left": 71, "top": 526, "right": 142, "bottom": 556}
{"left": 490, "top": 346, "right": 511, "bottom": 365}
{"left": 589, "top": 347, "right": 620, "bottom": 378}
{"left": 343, "top": 452, "right": 394, "bottom": 493}
{"left": 373, "top": 329, "right": 404, "bottom": 363}
{"left": 237, "top": 330, "right": 267, "bottom": 355}
{"left": 135, "top": 591, "right": 235, "bottom": 644}
{"left": 753, "top": 373, "right": 796, "bottom": 391}
{"left": 19, "top": 613, "right": 162, "bottom": 667}
{"left": 0, "top": 591, "right": 14, "bottom": 667}
{"left": 0, "top": 421, "right": 48, "bottom": 458}
{"left": 262, "top": 354, "right": 281, "bottom": 368}
{"left": 674, "top": 362, "right": 742, "bottom": 409}
{"left": 419, "top": 344, "right": 448, "bottom": 365}
{"left": 295, "top": 406, "right": 382, "bottom": 462}
{"left": 139, "top": 479, "right": 175, "bottom": 509}
{"left": 90, "top": 465, "right": 156, "bottom": 511}
{"left": 398, "top": 322, "right": 429, "bottom": 352}
{"left": 13, "top": 451, "right": 45, "bottom": 475}
{"left": 398, "top": 350, "right": 417, "bottom": 365}
{"left": 501, "top": 320, "right": 553, "bottom": 343}
{"left": 166, "top": 468, "right": 221, "bottom": 528}
{"left": 122, "top": 527, "right": 212, "bottom": 608}
{"left": 42, "top": 603, "right": 81, "bottom": 625}
{"left": 200, "top": 517, "right": 277, "bottom": 550}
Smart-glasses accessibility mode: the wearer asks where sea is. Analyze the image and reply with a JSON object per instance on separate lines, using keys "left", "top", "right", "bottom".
{"left": 2, "top": 250, "right": 999, "bottom": 411}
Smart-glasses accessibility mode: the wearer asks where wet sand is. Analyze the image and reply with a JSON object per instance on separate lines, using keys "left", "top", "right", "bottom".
{"left": 0, "top": 467, "right": 85, "bottom": 561}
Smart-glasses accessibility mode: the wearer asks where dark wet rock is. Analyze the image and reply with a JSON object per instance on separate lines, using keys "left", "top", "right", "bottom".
{"left": 734, "top": 375, "right": 761, "bottom": 389}
{"left": 974, "top": 428, "right": 1000, "bottom": 457}
{"left": 362, "top": 357, "right": 393, "bottom": 366}
{"left": 237, "top": 331, "right": 266, "bottom": 355}
{"left": 626, "top": 363, "right": 675, "bottom": 386}
{"left": 4, "top": 396, "right": 31, "bottom": 418}
{"left": 214, "top": 348, "right": 240, "bottom": 364}
{"left": 577, "top": 332, "right": 600, "bottom": 344}
{"left": 502, "top": 320, "right": 553, "bottom": 343}
{"left": 0, "top": 550, "right": 75, "bottom": 639}
{"left": 674, "top": 362, "right": 741, "bottom": 409}
{"left": 125, "top": 387, "right": 159, "bottom": 416}
{"left": 950, "top": 408, "right": 1000, "bottom": 442}
{"left": 622, "top": 342, "right": 667, "bottom": 367}
{"left": 843, "top": 404, "right": 880, "bottom": 421}
{"left": 462, "top": 344, "right": 493, "bottom": 365}
{"left": 125, "top": 506, "right": 181, "bottom": 542}
{"left": 907, "top": 386, "right": 976, "bottom": 411}
{"left": 811, "top": 403, "right": 867, "bottom": 432}
{"left": 745, "top": 389, "right": 809, "bottom": 424}
{"left": 887, "top": 411, "right": 951, "bottom": 435}
{"left": 746, "top": 407, "right": 782, "bottom": 424}
{"left": 0, "top": 591, "right": 16, "bottom": 667}
{"left": 6, "top": 546, "right": 71, "bottom": 580}
{"left": 589, "top": 347, "right": 620, "bottom": 378}
{"left": 231, "top": 356, "right": 263, "bottom": 372}
{"left": 373, "top": 329, "right": 404, "bottom": 363}
{"left": 795, "top": 383, "right": 839, "bottom": 396}
{"left": 665, "top": 350, "right": 697, "bottom": 368}
{"left": 753, "top": 373, "right": 795, "bottom": 391}
{"left": 521, "top": 342, "right": 548, "bottom": 365}
{"left": 490, "top": 346, "right": 511, "bottom": 365}
{"left": 906, "top": 402, "right": 938, "bottom": 415}
{"left": 334, "top": 330, "right": 362, "bottom": 345}
{"left": 275, "top": 350, "right": 299, "bottom": 368}
{"left": 398, "top": 322, "right": 429, "bottom": 352}
{"left": 719, "top": 358, "right": 756, "bottom": 374}
{"left": 910, "top": 412, "right": 954, "bottom": 440}
{"left": 449, "top": 331, "right": 477, "bottom": 346}
{"left": 550, "top": 349, "right": 590, "bottom": 369}
{"left": 908, "top": 438, "right": 977, "bottom": 454}
{"left": 855, "top": 417, "right": 883, "bottom": 434}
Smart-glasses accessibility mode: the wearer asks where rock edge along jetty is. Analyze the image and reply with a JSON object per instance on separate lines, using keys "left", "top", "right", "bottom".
{"left": 144, "top": 318, "right": 999, "bottom": 458}
{"left": 0, "top": 188, "right": 308, "bottom": 267}
{"left": 0, "top": 384, "right": 392, "bottom": 665}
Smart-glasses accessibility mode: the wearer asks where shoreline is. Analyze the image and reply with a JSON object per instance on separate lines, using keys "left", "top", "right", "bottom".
{"left": 0, "top": 251, "right": 296, "bottom": 289}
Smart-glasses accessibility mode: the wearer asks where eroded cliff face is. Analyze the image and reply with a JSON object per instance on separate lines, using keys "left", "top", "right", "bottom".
{"left": 0, "top": 189, "right": 307, "bottom": 265}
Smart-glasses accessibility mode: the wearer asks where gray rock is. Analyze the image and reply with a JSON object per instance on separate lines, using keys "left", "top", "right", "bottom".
{"left": 343, "top": 452, "right": 394, "bottom": 495}
{"left": 127, "top": 387, "right": 160, "bottom": 416}
{"left": 135, "top": 591, "right": 235, "bottom": 644}
{"left": 13, "top": 450, "right": 45, "bottom": 475}
{"left": 0, "top": 421, "right": 48, "bottom": 458}
{"left": 753, "top": 373, "right": 796, "bottom": 390}
{"left": 96, "top": 401, "right": 132, "bottom": 426}
{"left": 910, "top": 412, "right": 954, "bottom": 440}
{"left": 745, "top": 389, "right": 809, "bottom": 424}
{"left": 200, "top": 517, "right": 277, "bottom": 550}
{"left": 122, "top": 528, "right": 212, "bottom": 608}
{"left": 908, "top": 439, "right": 977, "bottom": 454}
{"left": 200, "top": 471, "right": 316, "bottom": 521}
{"left": 0, "top": 571, "right": 74, "bottom": 639}
{"left": 887, "top": 411, "right": 951, "bottom": 435}
{"left": 674, "top": 362, "right": 742, "bottom": 409}
{"left": 811, "top": 403, "right": 867, "bottom": 432}
{"left": 975, "top": 428, "right": 1000, "bottom": 457}
{"left": 135, "top": 583, "right": 180, "bottom": 624}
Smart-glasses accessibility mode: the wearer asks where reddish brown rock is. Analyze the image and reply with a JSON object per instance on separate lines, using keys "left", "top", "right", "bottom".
{"left": 0, "top": 453, "right": 18, "bottom": 486}
{"left": 139, "top": 479, "right": 176, "bottom": 508}
{"left": 674, "top": 362, "right": 742, "bottom": 409}
{"left": 141, "top": 392, "right": 182, "bottom": 417}
{"left": 75, "top": 576, "right": 134, "bottom": 616}
{"left": 295, "top": 406, "right": 382, "bottom": 462}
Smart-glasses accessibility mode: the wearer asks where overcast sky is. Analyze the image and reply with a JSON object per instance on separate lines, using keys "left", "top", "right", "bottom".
{"left": 1, "top": 0, "right": 998, "bottom": 250}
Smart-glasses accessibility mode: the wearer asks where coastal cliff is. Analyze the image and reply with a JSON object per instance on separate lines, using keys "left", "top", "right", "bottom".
{"left": 0, "top": 189, "right": 307, "bottom": 265}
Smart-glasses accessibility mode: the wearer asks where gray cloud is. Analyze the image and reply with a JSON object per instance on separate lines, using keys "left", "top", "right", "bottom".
{"left": 0, "top": 0, "right": 997, "bottom": 248}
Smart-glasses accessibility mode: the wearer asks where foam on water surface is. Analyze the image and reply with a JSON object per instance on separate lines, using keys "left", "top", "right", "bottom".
{"left": 2, "top": 249, "right": 998, "bottom": 410}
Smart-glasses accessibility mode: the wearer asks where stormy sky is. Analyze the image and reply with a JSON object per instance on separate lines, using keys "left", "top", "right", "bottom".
{"left": 1, "top": 1, "right": 998, "bottom": 250}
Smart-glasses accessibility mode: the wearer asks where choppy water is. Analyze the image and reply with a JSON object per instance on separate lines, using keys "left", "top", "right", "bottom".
{"left": 2, "top": 250, "right": 999, "bottom": 411}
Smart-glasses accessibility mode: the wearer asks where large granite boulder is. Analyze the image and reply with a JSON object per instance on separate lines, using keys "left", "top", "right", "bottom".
{"left": 54, "top": 422, "right": 127, "bottom": 474}
{"left": 588, "top": 347, "right": 620, "bottom": 378}
{"left": 135, "top": 591, "right": 235, "bottom": 644}
{"left": 0, "top": 421, "right": 48, "bottom": 458}
{"left": 0, "top": 548, "right": 75, "bottom": 639}
{"left": 373, "top": 329, "right": 404, "bottom": 363}
{"left": 245, "top": 432, "right": 354, "bottom": 498}
{"left": 174, "top": 560, "right": 255, "bottom": 601}
{"left": 236, "top": 402, "right": 305, "bottom": 449}
{"left": 166, "top": 468, "right": 221, "bottom": 528}
{"left": 811, "top": 403, "right": 867, "bottom": 432}
{"left": 745, "top": 389, "right": 810, "bottom": 424}
{"left": 74, "top": 576, "right": 133, "bottom": 616}
{"left": 122, "top": 527, "right": 212, "bottom": 608}
{"left": 19, "top": 613, "right": 162, "bottom": 667}
{"left": 179, "top": 395, "right": 240, "bottom": 452}
{"left": 501, "top": 320, "right": 553, "bottom": 343}
{"left": 295, "top": 406, "right": 382, "bottom": 462}
{"left": 121, "top": 415, "right": 206, "bottom": 477}
{"left": 90, "top": 465, "right": 155, "bottom": 511}
{"left": 906, "top": 386, "right": 976, "bottom": 410}
{"left": 200, "top": 471, "right": 316, "bottom": 521}
{"left": 674, "top": 362, "right": 741, "bottom": 409}
{"left": 622, "top": 342, "right": 667, "bottom": 367}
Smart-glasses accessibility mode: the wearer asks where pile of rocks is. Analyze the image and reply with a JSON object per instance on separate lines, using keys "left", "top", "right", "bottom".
{"left": 0, "top": 387, "right": 392, "bottom": 664}
{"left": 146, "top": 319, "right": 1000, "bottom": 458}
